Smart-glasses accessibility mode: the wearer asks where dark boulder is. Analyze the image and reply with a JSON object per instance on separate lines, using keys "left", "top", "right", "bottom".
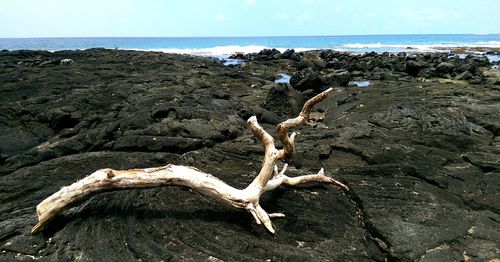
{"left": 320, "top": 69, "right": 352, "bottom": 86}
{"left": 280, "top": 49, "right": 300, "bottom": 61}
{"left": 256, "top": 48, "right": 282, "bottom": 60}
{"left": 297, "top": 57, "right": 326, "bottom": 70}
{"left": 435, "top": 62, "right": 455, "bottom": 75}
{"left": 405, "top": 60, "right": 428, "bottom": 76}
{"left": 228, "top": 53, "right": 245, "bottom": 60}
{"left": 417, "top": 67, "right": 437, "bottom": 78}
{"left": 455, "top": 71, "right": 474, "bottom": 80}
{"left": 39, "top": 108, "right": 81, "bottom": 132}
{"left": 290, "top": 69, "right": 323, "bottom": 92}
{"left": 263, "top": 84, "right": 305, "bottom": 116}
{"left": 230, "top": 48, "right": 282, "bottom": 61}
{"left": 280, "top": 48, "right": 294, "bottom": 58}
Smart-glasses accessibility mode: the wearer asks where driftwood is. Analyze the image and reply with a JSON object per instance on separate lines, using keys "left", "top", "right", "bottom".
{"left": 32, "top": 88, "right": 348, "bottom": 234}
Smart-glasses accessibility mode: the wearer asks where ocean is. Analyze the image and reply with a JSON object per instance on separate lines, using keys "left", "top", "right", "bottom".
{"left": 1, "top": 34, "right": 499, "bottom": 57}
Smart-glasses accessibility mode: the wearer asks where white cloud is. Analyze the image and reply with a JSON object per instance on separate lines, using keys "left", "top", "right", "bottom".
{"left": 367, "top": 12, "right": 376, "bottom": 17}
{"left": 215, "top": 13, "right": 225, "bottom": 21}
{"left": 274, "top": 13, "right": 289, "bottom": 20}
{"left": 245, "top": 0, "right": 256, "bottom": 5}
{"left": 335, "top": 6, "right": 343, "bottom": 12}
{"left": 303, "top": 0, "right": 315, "bottom": 4}
{"left": 296, "top": 12, "right": 314, "bottom": 25}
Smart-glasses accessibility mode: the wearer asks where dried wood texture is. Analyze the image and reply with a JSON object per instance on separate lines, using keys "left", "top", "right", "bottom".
{"left": 32, "top": 88, "right": 347, "bottom": 234}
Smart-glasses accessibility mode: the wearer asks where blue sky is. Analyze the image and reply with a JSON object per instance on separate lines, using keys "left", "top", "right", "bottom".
{"left": 0, "top": 0, "right": 498, "bottom": 37}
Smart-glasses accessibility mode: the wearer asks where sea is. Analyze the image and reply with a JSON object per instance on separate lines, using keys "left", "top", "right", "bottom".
{"left": 1, "top": 34, "right": 500, "bottom": 59}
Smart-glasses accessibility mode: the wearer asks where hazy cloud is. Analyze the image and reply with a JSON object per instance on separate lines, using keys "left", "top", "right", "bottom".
{"left": 274, "top": 13, "right": 290, "bottom": 20}
{"left": 215, "top": 13, "right": 225, "bottom": 21}
{"left": 245, "top": 0, "right": 256, "bottom": 5}
{"left": 367, "top": 12, "right": 376, "bottom": 17}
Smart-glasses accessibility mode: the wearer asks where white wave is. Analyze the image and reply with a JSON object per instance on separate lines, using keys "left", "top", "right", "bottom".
{"left": 343, "top": 43, "right": 440, "bottom": 51}
{"left": 343, "top": 41, "right": 500, "bottom": 51}
{"left": 128, "top": 45, "right": 316, "bottom": 57}
{"left": 343, "top": 43, "right": 390, "bottom": 49}
{"left": 470, "top": 41, "right": 500, "bottom": 47}
{"left": 122, "top": 40, "right": 500, "bottom": 57}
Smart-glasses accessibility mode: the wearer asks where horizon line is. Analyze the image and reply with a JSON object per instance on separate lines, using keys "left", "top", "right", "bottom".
{"left": 1, "top": 33, "right": 500, "bottom": 39}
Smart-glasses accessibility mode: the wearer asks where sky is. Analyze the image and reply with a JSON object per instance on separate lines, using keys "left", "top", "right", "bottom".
{"left": 0, "top": 0, "right": 499, "bottom": 38}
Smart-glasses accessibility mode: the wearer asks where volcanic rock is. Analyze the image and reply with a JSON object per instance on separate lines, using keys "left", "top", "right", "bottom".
{"left": 0, "top": 49, "right": 499, "bottom": 261}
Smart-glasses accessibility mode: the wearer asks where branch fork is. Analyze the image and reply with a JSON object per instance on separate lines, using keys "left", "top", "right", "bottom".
{"left": 32, "top": 88, "right": 348, "bottom": 234}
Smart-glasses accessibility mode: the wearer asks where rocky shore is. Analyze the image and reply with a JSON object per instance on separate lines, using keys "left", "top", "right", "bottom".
{"left": 1, "top": 48, "right": 499, "bottom": 261}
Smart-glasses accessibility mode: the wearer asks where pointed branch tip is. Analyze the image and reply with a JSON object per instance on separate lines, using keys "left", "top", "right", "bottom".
{"left": 247, "top": 115, "right": 257, "bottom": 123}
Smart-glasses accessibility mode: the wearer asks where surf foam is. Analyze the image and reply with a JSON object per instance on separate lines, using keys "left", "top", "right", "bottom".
{"left": 129, "top": 45, "right": 316, "bottom": 57}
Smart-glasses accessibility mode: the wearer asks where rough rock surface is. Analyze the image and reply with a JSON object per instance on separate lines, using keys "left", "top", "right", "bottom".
{"left": 1, "top": 49, "right": 499, "bottom": 261}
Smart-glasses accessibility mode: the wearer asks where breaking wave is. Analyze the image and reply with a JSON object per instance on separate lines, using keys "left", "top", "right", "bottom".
{"left": 130, "top": 45, "right": 316, "bottom": 57}
{"left": 342, "top": 41, "right": 500, "bottom": 52}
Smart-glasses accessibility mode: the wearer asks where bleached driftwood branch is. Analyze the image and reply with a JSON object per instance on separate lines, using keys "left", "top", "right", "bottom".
{"left": 32, "top": 88, "right": 348, "bottom": 234}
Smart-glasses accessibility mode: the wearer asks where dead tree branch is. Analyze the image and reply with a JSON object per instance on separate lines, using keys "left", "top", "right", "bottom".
{"left": 32, "top": 88, "right": 348, "bottom": 234}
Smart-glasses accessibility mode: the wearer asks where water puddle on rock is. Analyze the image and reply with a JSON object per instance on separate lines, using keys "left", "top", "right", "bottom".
{"left": 348, "top": 80, "right": 371, "bottom": 87}
{"left": 275, "top": 73, "right": 291, "bottom": 84}
{"left": 486, "top": 55, "right": 500, "bottom": 62}
{"left": 222, "top": 58, "right": 244, "bottom": 66}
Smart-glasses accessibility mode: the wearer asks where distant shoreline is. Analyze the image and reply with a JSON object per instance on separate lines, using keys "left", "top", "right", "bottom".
{"left": 1, "top": 34, "right": 499, "bottom": 56}
{"left": 3, "top": 46, "right": 500, "bottom": 64}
